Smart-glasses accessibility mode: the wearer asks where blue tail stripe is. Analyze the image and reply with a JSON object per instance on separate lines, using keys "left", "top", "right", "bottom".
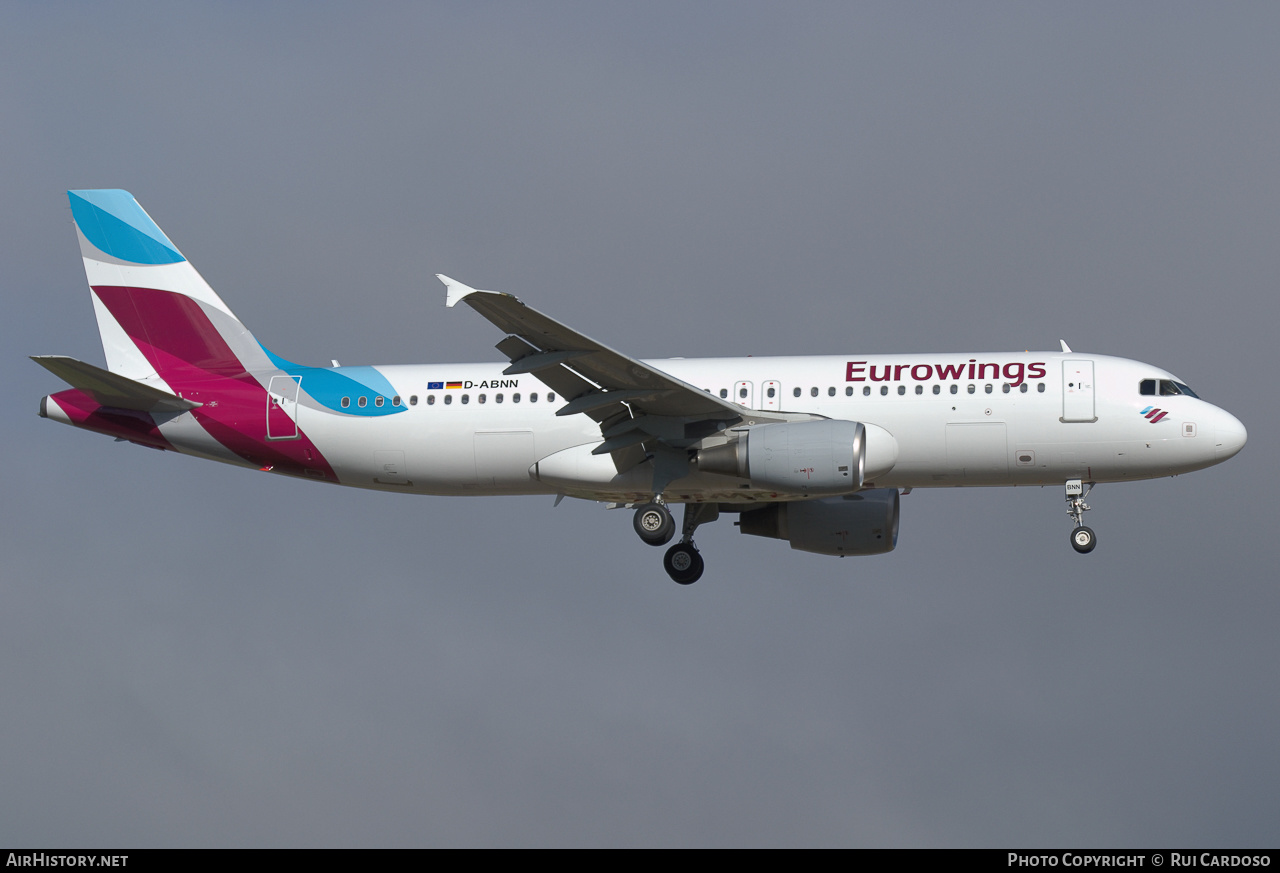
{"left": 260, "top": 346, "right": 404, "bottom": 416}
{"left": 68, "top": 190, "right": 185, "bottom": 265}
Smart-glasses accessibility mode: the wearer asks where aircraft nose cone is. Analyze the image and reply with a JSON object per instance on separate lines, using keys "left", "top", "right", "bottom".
{"left": 1215, "top": 410, "right": 1247, "bottom": 461}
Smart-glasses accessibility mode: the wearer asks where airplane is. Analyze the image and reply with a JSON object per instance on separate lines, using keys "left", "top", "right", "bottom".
{"left": 35, "top": 190, "right": 1248, "bottom": 584}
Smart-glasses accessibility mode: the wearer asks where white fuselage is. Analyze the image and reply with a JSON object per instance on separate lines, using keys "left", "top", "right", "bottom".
{"left": 251, "top": 350, "right": 1245, "bottom": 503}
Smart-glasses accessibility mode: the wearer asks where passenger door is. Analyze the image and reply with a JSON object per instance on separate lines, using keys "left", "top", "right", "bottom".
{"left": 1061, "top": 360, "right": 1096, "bottom": 423}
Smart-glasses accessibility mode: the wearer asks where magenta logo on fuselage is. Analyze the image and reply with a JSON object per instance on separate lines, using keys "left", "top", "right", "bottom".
{"left": 846, "top": 360, "right": 1048, "bottom": 388}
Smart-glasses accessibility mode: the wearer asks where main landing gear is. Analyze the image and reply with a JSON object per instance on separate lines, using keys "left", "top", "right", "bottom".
{"left": 633, "top": 501, "right": 718, "bottom": 584}
{"left": 633, "top": 502, "right": 675, "bottom": 546}
{"left": 1065, "top": 479, "right": 1096, "bottom": 554}
{"left": 663, "top": 542, "right": 704, "bottom": 585}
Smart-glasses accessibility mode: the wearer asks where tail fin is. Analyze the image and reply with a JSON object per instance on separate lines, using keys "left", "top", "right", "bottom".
{"left": 68, "top": 190, "right": 274, "bottom": 384}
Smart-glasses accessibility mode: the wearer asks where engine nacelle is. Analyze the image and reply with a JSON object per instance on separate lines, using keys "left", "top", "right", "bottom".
{"left": 737, "top": 488, "right": 900, "bottom": 556}
{"left": 697, "top": 420, "right": 898, "bottom": 495}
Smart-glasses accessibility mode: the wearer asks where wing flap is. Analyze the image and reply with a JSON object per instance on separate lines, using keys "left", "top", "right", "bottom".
{"left": 502, "top": 349, "right": 591, "bottom": 375}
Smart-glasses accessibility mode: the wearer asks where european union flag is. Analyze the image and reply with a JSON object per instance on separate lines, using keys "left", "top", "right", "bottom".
{"left": 427, "top": 381, "right": 443, "bottom": 390}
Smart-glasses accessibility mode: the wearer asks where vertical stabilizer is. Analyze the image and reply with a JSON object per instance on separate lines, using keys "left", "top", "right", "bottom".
{"left": 67, "top": 190, "right": 270, "bottom": 383}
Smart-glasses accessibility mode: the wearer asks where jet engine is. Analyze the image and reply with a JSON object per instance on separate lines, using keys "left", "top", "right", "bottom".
{"left": 696, "top": 420, "right": 898, "bottom": 495}
{"left": 737, "top": 488, "right": 900, "bottom": 556}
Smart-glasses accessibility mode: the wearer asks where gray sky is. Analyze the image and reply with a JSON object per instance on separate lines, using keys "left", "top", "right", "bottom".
{"left": 3, "top": 2, "right": 1277, "bottom": 847}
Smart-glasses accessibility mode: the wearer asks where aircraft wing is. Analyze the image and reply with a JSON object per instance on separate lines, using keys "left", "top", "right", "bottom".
{"left": 438, "top": 275, "right": 753, "bottom": 466}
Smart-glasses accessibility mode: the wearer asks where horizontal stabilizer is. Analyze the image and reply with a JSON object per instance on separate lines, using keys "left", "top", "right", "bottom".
{"left": 32, "top": 356, "right": 202, "bottom": 413}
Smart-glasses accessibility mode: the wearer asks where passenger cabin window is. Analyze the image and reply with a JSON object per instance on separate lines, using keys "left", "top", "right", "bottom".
{"left": 767, "top": 387, "right": 776, "bottom": 398}
{"left": 880, "top": 386, "right": 888, "bottom": 396}
{"left": 410, "top": 395, "right": 418, "bottom": 406}
{"left": 897, "top": 385, "right": 905, "bottom": 395}
{"left": 444, "top": 395, "right": 452, "bottom": 405}
{"left": 426, "top": 395, "right": 435, "bottom": 405}
{"left": 932, "top": 385, "right": 940, "bottom": 395}
{"left": 358, "top": 396, "right": 367, "bottom": 407}
{"left": 720, "top": 389, "right": 729, "bottom": 399}
{"left": 810, "top": 387, "right": 819, "bottom": 397}
{"left": 341, "top": 397, "right": 350, "bottom": 408}
{"left": 793, "top": 387, "right": 801, "bottom": 398}
{"left": 828, "top": 387, "right": 836, "bottom": 397}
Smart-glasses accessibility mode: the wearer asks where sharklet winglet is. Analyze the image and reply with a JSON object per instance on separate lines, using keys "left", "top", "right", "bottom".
{"left": 437, "top": 274, "right": 515, "bottom": 308}
{"left": 437, "top": 274, "right": 477, "bottom": 308}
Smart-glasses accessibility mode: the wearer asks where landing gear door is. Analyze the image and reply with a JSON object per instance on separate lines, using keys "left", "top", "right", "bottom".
{"left": 734, "top": 380, "right": 754, "bottom": 409}
{"left": 761, "top": 380, "right": 780, "bottom": 411}
{"left": 267, "top": 375, "right": 301, "bottom": 440}
{"left": 1061, "top": 360, "right": 1096, "bottom": 423}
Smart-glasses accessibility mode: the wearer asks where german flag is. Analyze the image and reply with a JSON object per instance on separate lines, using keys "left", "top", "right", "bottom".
{"left": 446, "top": 381, "right": 463, "bottom": 389}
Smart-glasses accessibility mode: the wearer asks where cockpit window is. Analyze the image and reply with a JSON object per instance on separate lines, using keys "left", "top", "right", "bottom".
{"left": 1142, "top": 378, "right": 1199, "bottom": 399}
{"left": 1160, "top": 379, "right": 1199, "bottom": 398}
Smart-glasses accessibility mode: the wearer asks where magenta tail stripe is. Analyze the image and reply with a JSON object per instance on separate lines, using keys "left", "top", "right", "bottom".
{"left": 94, "top": 285, "right": 246, "bottom": 374}
{"left": 50, "top": 389, "right": 175, "bottom": 450}
{"left": 91, "top": 284, "right": 339, "bottom": 481}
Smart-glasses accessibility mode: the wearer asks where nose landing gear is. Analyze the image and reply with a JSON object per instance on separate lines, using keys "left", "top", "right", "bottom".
{"left": 1065, "top": 479, "right": 1096, "bottom": 554}
{"left": 1071, "top": 525, "right": 1097, "bottom": 553}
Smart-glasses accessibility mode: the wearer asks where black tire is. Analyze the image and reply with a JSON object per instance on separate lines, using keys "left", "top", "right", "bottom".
{"left": 1070, "top": 526, "right": 1097, "bottom": 554}
{"left": 634, "top": 503, "right": 675, "bottom": 546}
{"left": 663, "top": 543, "right": 704, "bottom": 585}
